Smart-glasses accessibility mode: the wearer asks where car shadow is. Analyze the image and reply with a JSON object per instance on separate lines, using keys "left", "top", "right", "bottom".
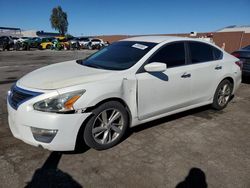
{"left": 25, "top": 150, "right": 88, "bottom": 188}
{"left": 176, "top": 167, "right": 208, "bottom": 188}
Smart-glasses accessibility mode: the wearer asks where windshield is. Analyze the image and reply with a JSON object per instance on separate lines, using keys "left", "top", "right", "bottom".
{"left": 79, "top": 38, "right": 89, "bottom": 41}
{"left": 80, "top": 41, "right": 156, "bottom": 70}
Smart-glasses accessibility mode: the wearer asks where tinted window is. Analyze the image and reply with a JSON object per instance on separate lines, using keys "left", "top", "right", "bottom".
{"left": 189, "top": 42, "right": 214, "bottom": 63}
{"left": 81, "top": 41, "right": 156, "bottom": 70}
{"left": 148, "top": 42, "right": 186, "bottom": 68}
{"left": 213, "top": 47, "right": 223, "bottom": 60}
{"left": 243, "top": 45, "right": 250, "bottom": 50}
{"left": 92, "top": 39, "right": 101, "bottom": 42}
{"left": 79, "top": 38, "right": 89, "bottom": 41}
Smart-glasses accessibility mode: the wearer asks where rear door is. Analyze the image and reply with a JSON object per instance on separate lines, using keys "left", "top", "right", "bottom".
{"left": 187, "top": 41, "right": 223, "bottom": 104}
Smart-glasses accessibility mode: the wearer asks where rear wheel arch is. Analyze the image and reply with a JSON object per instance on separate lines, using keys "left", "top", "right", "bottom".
{"left": 223, "top": 77, "right": 234, "bottom": 86}
{"left": 214, "top": 76, "right": 234, "bottom": 97}
{"left": 212, "top": 78, "right": 234, "bottom": 110}
{"left": 218, "top": 77, "right": 234, "bottom": 92}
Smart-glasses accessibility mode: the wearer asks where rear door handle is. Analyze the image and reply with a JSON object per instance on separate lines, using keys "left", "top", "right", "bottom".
{"left": 215, "top": 65, "right": 222, "bottom": 70}
{"left": 181, "top": 73, "right": 191, "bottom": 78}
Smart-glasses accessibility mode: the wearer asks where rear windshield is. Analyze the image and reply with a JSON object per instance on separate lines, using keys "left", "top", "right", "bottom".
{"left": 242, "top": 45, "right": 250, "bottom": 50}
{"left": 80, "top": 41, "right": 156, "bottom": 70}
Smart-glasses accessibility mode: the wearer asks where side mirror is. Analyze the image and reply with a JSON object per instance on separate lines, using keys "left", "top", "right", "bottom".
{"left": 144, "top": 62, "right": 167, "bottom": 73}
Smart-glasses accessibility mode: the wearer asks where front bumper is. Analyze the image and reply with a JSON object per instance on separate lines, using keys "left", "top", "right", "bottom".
{"left": 7, "top": 101, "right": 91, "bottom": 151}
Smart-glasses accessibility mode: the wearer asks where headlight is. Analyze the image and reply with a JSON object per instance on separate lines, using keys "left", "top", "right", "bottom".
{"left": 33, "top": 90, "right": 85, "bottom": 113}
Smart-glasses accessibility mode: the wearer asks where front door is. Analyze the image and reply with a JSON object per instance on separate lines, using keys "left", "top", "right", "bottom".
{"left": 136, "top": 42, "right": 192, "bottom": 120}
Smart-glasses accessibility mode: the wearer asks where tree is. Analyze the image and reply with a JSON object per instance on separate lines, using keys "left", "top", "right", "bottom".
{"left": 50, "top": 6, "right": 68, "bottom": 36}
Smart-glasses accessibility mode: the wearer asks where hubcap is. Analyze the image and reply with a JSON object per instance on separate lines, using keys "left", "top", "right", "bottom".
{"left": 217, "top": 83, "right": 231, "bottom": 106}
{"left": 92, "top": 109, "right": 124, "bottom": 145}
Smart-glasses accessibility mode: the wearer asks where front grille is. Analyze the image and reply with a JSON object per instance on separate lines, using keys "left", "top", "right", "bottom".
{"left": 8, "top": 85, "right": 42, "bottom": 110}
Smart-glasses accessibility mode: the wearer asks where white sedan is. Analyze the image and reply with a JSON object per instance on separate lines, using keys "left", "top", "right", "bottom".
{"left": 7, "top": 36, "right": 242, "bottom": 151}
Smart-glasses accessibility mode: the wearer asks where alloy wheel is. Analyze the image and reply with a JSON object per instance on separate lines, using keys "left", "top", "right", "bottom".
{"left": 92, "top": 108, "right": 124, "bottom": 145}
{"left": 217, "top": 83, "right": 231, "bottom": 107}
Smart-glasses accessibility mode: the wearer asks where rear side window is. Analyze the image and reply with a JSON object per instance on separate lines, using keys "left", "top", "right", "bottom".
{"left": 149, "top": 42, "right": 186, "bottom": 68}
{"left": 189, "top": 42, "right": 223, "bottom": 63}
{"left": 189, "top": 42, "right": 214, "bottom": 63}
{"left": 213, "top": 47, "right": 223, "bottom": 60}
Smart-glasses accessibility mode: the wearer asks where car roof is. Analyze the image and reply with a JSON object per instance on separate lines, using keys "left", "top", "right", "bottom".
{"left": 121, "top": 35, "right": 211, "bottom": 44}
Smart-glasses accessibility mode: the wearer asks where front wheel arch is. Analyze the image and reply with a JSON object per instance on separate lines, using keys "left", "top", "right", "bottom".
{"left": 85, "top": 98, "right": 132, "bottom": 125}
{"left": 74, "top": 98, "right": 132, "bottom": 151}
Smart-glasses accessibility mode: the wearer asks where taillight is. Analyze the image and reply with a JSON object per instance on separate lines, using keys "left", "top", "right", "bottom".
{"left": 235, "top": 61, "right": 243, "bottom": 70}
{"left": 232, "top": 52, "right": 240, "bottom": 58}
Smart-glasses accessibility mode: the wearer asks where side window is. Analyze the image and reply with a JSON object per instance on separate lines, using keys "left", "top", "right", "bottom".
{"left": 149, "top": 42, "right": 186, "bottom": 68}
{"left": 189, "top": 42, "right": 214, "bottom": 63}
{"left": 213, "top": 47, "right": 223, "bottom": 60}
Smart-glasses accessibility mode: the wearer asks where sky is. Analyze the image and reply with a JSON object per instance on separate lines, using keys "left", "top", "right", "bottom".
{"left": 0, "top": 0, "right": 249, "bottom": 36}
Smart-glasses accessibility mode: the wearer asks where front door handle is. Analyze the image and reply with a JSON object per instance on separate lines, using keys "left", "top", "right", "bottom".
{"left": 215, "top": 65, "right": 222, "bottom": 70}
{"left": 181, "top": 73, "right": 191, "bottom": 78}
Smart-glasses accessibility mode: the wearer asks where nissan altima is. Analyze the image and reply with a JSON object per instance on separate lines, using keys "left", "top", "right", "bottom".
{"left": 7, "top": 36, "right": 242, "bottom": 151}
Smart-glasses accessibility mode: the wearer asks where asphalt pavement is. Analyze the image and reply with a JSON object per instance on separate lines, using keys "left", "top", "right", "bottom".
{"left": 0, "top": 50, "right": 249, "bottom": 188}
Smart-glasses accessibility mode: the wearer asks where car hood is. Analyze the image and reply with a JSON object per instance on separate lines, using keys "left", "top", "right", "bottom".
{"left": 17, "top": 60, "right": 115, "bottom": 90}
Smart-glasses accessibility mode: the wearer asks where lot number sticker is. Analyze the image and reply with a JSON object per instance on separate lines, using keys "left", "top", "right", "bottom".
{"left": 132, "top": 43, "right": 148, "bottom": 50}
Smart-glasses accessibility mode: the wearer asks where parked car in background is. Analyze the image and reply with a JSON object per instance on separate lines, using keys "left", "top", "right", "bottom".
{"left": 12, "top": 37, "right": 19, "bottom": 44}
{"left": 68, "top": 37, "right": 78, "bottom": 44}
{"left": 68, "top": 37, "right": 81, "bottom": 50}
{"left": 38, "top": 37, "right": 55, "bottom": 49}
{"left": 40, "top": 37, "right": 71, "bottom": 50}
{"left": 30, "top": 37, "right": 42, "bottom": 48}
{"left": 78, "top": 37, "right": 91, "bottom": 49}
{"left": 50, "top": 37, "right": 70, "bottom": 50}
{"left": 14, "top": 37, "right": 42, "bottom": 50}
{"left": 0, "top": 36, "right": 14, "bottom": 50}
{"left": 17, "top": 37, "right": 29, "bottom": 43}
{"left": 89, "top": 38, "right": 106, "bottom": 49}
{"left": 232, "top": 45, "right": 250, "bottom": 77}
{"left": 7, "top": 36, "right": 241, "bottom": 151}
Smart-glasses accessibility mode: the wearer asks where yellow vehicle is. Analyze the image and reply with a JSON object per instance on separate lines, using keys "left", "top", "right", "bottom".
{"left": 38, "top": 37, "right": 54, "bottom": 49}
{"left": 39, "top": 37, "right": 70, "bottom": 50}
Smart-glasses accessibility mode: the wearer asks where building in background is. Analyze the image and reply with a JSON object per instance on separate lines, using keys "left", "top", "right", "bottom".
{"left": 217, "top": 25, "right": 250, "bottom": 33}
{"left": 0, "top": 27, "right": 60, "bottom": 38}
{"left": 0, "top": 27, "right": 22, "bottom": 37}
{"left": 21, "top": 30, "right": 60, "bottom": 37}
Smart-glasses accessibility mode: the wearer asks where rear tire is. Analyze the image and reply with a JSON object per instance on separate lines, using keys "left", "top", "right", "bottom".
{"left": 83, "top": 101, "right": 129, "bottom": 150}
{"left": 212, "top": 79, "right": 233, "bottom": 110}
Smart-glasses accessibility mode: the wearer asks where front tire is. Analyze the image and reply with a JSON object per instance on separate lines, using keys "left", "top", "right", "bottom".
{"left": 46, "top": 44, "right": 51, "bottom": 49}
{"left": 212, "top": 79, "right": 233, "bottom": 110}
{"left": 84, "top": 101, "right": 129, "bottom": 150}
{"left": 88, "top": 45, "right": 92, "bottom": 50}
